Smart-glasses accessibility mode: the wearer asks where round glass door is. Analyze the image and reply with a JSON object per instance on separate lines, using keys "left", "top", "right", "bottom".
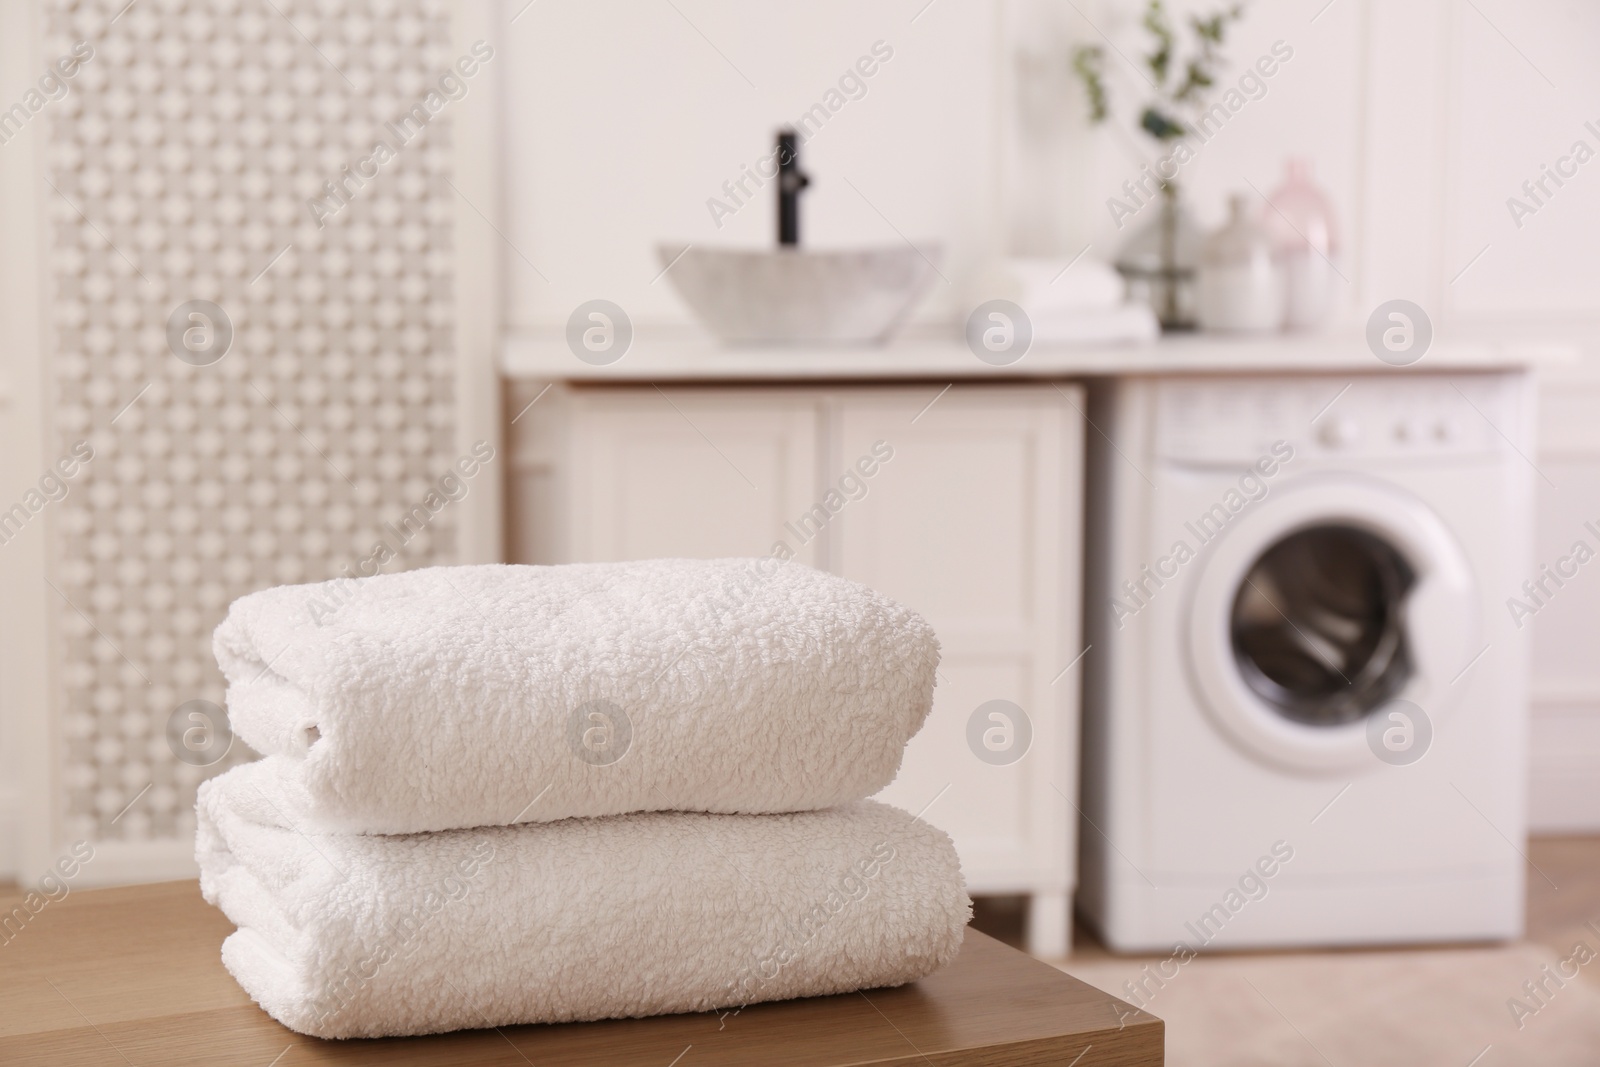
{"left": 1230, "top": 525, "right": 1415, "bottom": 727}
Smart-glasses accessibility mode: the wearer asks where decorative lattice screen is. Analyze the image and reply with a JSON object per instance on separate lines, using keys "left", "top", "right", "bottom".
{"left": 43, "top": 0, "right": 458, "bottom": 843}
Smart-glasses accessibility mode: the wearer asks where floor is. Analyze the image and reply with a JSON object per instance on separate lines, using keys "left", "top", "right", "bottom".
{"left": 972, "top": 836, "right": 1600, "bottom": 1066}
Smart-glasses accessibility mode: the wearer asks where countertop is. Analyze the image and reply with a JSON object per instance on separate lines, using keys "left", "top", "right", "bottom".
{"left": 500, "top": 324, "right": 1581, "bottom": 383}
{"left": 0, "top": 880, "right": 1162, "bottom": 1066}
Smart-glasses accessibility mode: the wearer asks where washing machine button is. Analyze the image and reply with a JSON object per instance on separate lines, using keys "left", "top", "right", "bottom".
{"left": 1395, "top": 419, "right": 1433, "bottom": 444}
{"left": 1318, "top": 416, "right": 1360, "bottom": 448}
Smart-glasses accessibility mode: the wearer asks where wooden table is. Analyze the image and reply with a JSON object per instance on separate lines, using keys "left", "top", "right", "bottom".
{"left": 0, "top": 881, "right": 1163, "bottom": 1066}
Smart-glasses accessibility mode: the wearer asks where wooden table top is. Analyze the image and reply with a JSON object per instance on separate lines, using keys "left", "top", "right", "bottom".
{"left": 0, "top": 880, "right": 1162, "bottom": 1066}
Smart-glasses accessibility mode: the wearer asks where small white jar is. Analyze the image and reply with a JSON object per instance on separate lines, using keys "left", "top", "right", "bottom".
{"left": 1197, "top": 193, "right": 1284, "bottom": 334}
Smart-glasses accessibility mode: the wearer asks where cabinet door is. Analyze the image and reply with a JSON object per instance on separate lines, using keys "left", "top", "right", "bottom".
{"left": 830, "top": 385, "right": 1084, "bottom": 896}
{"left": 566, "top": 388, "right": 823, "bottom": 566}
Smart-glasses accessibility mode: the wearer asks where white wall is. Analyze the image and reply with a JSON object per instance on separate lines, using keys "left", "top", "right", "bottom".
{"left": 501, "top": 0, "right": 1004, "bottom": 328}
{"left": 1444, "top": 0, "right": 1600, "bottom": 317}
{"left": 504, "top": 0, "right": 1600, "bottom": 326}
{"left": 0, "top": 0, "right": 53, "bottom": 885}
{"left": 1528, "top": 358, "right": 1600, "bottom": 832}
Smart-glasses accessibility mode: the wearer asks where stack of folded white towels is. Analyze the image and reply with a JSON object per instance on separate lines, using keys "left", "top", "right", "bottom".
{"left": 986, "top": 255, "right": 1160, "bottom": 344}
{"left": 196, "top": 557, "right": 970, "bottom": 1039}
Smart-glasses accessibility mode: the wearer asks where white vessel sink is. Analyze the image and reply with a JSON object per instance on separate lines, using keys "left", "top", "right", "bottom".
{"left": 657, "top": 245, "right": 941, "bottom": 345}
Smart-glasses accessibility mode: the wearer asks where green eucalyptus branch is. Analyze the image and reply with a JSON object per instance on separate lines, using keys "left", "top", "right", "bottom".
{"left": 1142, "top": 1, "right": 1175, "bottom": 88}
{"left": 1174, "top": 5, "right": 1244, "bottom": 102}
{"left": 1070, "top": 0, "right": 1247, "bottom": 143}
{"left": 1073, "top": 45, "right": 1109, "bottom": 123}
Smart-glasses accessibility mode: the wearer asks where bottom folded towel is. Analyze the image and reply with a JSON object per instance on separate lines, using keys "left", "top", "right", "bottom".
{"left": 197, "top": 761, "right": 971, "bottom": 1038}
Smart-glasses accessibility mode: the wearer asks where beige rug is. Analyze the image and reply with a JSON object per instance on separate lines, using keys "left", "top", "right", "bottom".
{"left": 1060, "top": 942, "right": 1600, "bottom": 1066}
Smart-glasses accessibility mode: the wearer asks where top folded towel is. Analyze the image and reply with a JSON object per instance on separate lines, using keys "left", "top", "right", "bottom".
{"left": 213, "top": 558, "right": 939, "bottom": 835}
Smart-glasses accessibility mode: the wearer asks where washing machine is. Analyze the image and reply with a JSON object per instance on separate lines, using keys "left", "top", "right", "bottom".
{"left": 1078, "top": 370, "right": 1533, "bottom": 951}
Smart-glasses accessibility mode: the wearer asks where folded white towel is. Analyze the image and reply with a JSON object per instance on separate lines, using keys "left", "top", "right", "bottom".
{"left": 988, "top": 255, "right": 1127, "bottom": 312}
{"left": 212, "top": 559, "right": 940, "bottom": 835}
{"left": 1031, "top": 302, "right": 1161, "bottom": 345}
{"left": 197, "top": 760, "right": 971, "bottom": 1039}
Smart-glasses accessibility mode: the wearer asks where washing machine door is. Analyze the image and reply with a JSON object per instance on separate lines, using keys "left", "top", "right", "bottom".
{"left": 1186, "top": 475, "right": 1479, "bottom": 772}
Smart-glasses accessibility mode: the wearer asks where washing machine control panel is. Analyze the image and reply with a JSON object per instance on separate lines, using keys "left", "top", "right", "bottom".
{"left": 1152, "top": 376, "right": 1518, "bottom": 465}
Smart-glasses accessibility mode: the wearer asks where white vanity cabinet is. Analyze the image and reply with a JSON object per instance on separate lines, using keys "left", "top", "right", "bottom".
{"left": 565, "top": 388, "right": 825, "bottom": 567}
{"left": 505, "top": 379, "right": 1085, "bottom": 956}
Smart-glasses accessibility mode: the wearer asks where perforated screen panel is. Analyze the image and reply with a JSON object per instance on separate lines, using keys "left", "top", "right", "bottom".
{"left": 42, "top": 0, "right": 458, "bottom": 843}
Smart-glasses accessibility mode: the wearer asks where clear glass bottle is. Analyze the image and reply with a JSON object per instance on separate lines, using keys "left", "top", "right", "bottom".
{"left": 1260, "top": 158, "right": 1339, "bottom": 331}
{"left": 1197, "top": 193, "right": 1283, "bottom": 334}
{"left": 1113, "top": 184, "right": 1203, "bottom": 331}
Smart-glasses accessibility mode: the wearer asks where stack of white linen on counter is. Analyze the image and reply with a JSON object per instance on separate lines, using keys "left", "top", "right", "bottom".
{"left": 988, "top": 255, "right": 1160, "bottom": 344}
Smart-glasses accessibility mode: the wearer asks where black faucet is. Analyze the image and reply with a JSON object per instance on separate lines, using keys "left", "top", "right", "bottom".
{"left": 776, "top": 129, "right": 809, "bottom": 247}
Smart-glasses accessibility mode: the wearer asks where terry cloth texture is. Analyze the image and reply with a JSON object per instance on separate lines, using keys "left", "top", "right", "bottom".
{"left": 212, "top": 558, "right": 940, "bottom": 835}
{"left": 197, "top": 759, "right": 971, "bottom": 1039}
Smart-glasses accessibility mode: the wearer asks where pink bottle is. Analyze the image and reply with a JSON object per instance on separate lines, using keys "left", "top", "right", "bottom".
{"left": 1260, "top": 158, "right": 1339, "bottom": 330}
